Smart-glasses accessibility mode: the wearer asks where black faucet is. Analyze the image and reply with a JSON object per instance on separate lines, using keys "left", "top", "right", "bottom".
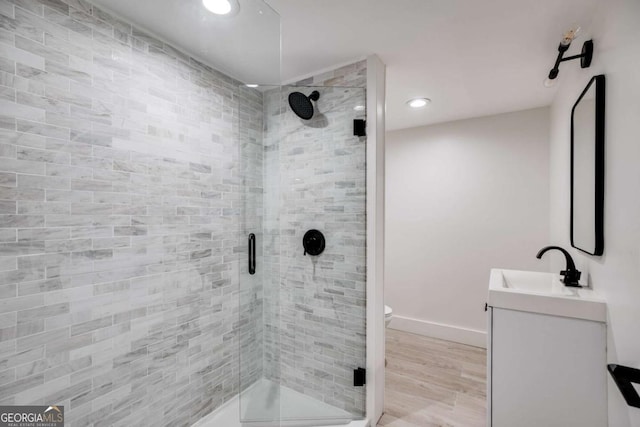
{"left": 536, "top": 246, "right": 582, "bottom": 287}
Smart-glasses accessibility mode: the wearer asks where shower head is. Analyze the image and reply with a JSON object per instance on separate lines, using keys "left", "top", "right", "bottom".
{"left": 288, "top": 90, "right": 320, "bottom": 120}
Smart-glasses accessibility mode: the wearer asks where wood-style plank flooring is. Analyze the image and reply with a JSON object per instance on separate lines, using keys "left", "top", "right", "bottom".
{"left": 378, "top": 329, "right": 487, "bottom": 427}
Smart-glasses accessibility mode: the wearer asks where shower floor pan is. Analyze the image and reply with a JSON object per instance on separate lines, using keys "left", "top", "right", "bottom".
{"left": 193, "top": 378, "right": 369, "bottom": 427}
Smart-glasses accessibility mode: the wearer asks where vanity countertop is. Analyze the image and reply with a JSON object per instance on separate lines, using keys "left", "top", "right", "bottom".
{"left": 488, "top": 268, "right": 606, "bottom": 322}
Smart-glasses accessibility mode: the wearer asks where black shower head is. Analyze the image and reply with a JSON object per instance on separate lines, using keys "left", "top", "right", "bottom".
{"left": 288, "top": 90, "right": 320, "bottom": 120}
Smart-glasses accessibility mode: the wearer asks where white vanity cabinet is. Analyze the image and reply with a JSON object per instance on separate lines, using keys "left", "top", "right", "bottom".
{"left": 487, "top": 269, "right": 608, "bottom": 427}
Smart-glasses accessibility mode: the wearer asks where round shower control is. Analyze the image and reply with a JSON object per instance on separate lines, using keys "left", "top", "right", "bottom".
{"left": 303, "top": 229, "right": 325, "bottom": 256}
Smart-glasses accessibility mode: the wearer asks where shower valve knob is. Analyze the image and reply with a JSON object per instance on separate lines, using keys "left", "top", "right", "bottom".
{"left": 302, "top": 229, "right": 325, "bottom": 256}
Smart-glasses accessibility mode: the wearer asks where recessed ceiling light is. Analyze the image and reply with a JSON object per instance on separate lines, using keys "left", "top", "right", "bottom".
{"left": 407, "top": 98, "right": 431, "bottom": 108}
{"left": 203, "top": 0, "right": 232, "bottom": 15}
{"left": 353, "top": 105, "right": 365, "bottom": 111}
{"left": 246, "top": 84, "right": 259, "bottom": 88}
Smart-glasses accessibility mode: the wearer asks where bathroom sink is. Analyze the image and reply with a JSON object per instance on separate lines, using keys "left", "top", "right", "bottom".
{"left": 500, "top": 269, "right": 570, "bottom": 294}
{"left": 488, "top": 269, "right": 606, "bottom": 322}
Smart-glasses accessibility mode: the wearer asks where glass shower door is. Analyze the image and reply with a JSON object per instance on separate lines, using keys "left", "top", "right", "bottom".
{"left": 240, "top": 82, "right": 368, "bottom": 425}
{"left": 273, "top": 85, "right": 367, "bottom": 423}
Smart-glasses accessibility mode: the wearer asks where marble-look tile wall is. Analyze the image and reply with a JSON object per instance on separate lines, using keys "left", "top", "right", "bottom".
{"left": 262, "top": 60, "right": 368, "bottom": 417}
{"left": 0, "top": 0, "right": 264, "bottom": 425}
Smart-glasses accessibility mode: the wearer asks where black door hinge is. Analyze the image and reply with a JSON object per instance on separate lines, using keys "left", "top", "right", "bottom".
{"left": 484, "top": 303, "right": 488, "bottom": 312}
{"left": 353, "top": 119, "right": 366, "bottom": 137}
{"left": 354, "top": 367, "right": 366, "bottom": 387}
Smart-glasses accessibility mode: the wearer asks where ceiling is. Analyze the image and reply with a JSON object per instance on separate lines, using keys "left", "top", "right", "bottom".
{"left": 90, "top": 0, "right": 281, "bottom": 84}
{"left": 91, "top": 0, "right": 600, "bottom": 130}
{"left": 268, "top": 0, "right": 600, "bottom": 130}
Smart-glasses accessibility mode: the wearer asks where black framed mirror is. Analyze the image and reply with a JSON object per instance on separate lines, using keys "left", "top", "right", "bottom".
{"left": 571, "top": 74, "right": 605, "bottom": 256}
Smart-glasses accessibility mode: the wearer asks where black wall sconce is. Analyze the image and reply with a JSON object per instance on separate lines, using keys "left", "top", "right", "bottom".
{"left": 544, "top": 26, "right": 593, "bottom": 87}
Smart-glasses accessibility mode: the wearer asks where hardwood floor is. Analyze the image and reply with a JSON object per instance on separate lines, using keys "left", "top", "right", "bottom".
{"left": 377, "top": 329, "right": 487, "bottom": 427}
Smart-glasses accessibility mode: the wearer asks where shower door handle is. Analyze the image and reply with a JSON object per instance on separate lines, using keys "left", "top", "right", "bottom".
{"left": 248, "top": 233, "right": 256, "bottom": 275}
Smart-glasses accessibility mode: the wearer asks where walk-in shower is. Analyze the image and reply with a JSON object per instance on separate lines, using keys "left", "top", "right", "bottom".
{"left": 0, "top": 0, "right": 377, "bottom": 425}
{"left": 235, "top": 81, "right": 368, "bottom": 427}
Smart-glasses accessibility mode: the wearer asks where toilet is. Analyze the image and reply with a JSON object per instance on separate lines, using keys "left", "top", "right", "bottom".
{"left": 385, "top": 305, "right": 393, "bottom": 327}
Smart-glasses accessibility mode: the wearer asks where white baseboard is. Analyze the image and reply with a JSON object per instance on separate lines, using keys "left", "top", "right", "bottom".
{"left": 388, "top": 315, "right": 487, "bottom": 349}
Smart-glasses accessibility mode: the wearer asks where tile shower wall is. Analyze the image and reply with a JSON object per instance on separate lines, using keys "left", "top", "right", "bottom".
{"left": 0, "top": 0, "right": 264, "bottom": 426}
{"left": 262, "top": 61, "right": 368, "bottom": 416}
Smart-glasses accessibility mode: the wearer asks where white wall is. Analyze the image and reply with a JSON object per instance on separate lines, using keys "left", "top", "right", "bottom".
{"left": 385, "top": 108, "right": 550, "bottom": 346}
{"left": 548, "top": 0, "right": 640, "bottom": 424}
